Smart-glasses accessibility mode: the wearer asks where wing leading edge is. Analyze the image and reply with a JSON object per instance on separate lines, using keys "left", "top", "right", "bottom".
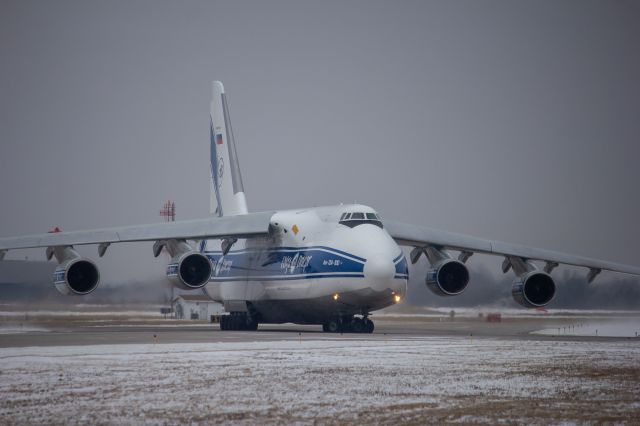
{"left": 0, "top": 211, "right": 275, "bottom": 252}
{"left": 384, "top": 220, "right": 640, "bottom": 277}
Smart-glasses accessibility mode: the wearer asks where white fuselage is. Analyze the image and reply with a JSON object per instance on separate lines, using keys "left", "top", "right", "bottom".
{"left": 201, "top": 204, "right": 408, "bottom": 324}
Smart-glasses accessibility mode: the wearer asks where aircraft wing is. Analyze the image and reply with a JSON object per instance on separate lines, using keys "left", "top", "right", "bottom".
{"left": 0, "top": 211, "right": 274, "bottom": 252}
{"left": 384, "top": 220, "right": 640, "bottom": 277}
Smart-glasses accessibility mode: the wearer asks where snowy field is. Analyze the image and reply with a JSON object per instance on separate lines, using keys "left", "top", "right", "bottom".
{"left": 0, "top": 310, "right": 160, "bottom": 318}
{"left": 533, "top": 321, "right": 640, "bottom": 338}
{"left": 1, "top": 337, "right": 639, "bottom": 424}
{"left": 380, "top": 307, "right": 640, "bottom": 319}
{"left": 0, "top": 325, "right": 51, "bottom": 335}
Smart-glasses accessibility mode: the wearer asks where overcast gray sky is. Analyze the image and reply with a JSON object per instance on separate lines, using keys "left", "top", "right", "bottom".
{"left": 1, "top": 0, "right": 639, "bottom": 289}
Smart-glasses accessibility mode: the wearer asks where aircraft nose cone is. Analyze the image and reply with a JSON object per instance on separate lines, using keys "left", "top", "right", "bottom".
{"left": 363, "top": 254, "right": 395, "bottom": 289}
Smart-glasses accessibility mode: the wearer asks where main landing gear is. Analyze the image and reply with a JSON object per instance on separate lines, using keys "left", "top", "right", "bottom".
{"left": 322, "top": 316, "right": 374, "bottom": 334}
{"left": 220, "top": 312, "right": 258, "bottom": 331}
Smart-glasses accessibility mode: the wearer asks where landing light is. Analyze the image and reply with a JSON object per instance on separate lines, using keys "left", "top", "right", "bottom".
{"left": 394, "top": 294, "right": 401, "bottom": 303}
{"left": 333, "top": 293, "right": 339, "bottom": 301}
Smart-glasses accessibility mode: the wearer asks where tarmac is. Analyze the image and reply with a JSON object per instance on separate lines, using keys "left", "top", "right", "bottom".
{"left": 1, "top": 313, "right": 635, "bottom": 348}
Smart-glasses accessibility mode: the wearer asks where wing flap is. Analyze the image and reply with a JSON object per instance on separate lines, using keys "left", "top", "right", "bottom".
{"left": 385, "top": 220, "right": 640, "bottom": 276}
{"left": 0, "top": 211, "right": 274, "bottom": 251}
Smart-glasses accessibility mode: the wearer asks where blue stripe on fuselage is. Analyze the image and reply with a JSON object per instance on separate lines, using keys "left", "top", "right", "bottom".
{"left": 394, "top": 255, "right": 409, "bottom": 280}
{"left": 204, "top": 245, "right": 366, "bottom": 263}
{"left": 202, "top": 246, "right": 366, "bottom": 282}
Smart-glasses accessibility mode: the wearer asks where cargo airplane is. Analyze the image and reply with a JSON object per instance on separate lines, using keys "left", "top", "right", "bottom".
{"left": 1, "top": 81, "right": 639, "bottom": 333}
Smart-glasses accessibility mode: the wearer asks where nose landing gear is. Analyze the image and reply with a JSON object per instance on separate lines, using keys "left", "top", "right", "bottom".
{"left": 322, "top": 315, "right": 374, "bottom": 333}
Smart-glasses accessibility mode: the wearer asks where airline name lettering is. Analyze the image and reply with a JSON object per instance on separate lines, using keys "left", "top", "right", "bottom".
{"left": 213, "top": 259, "right": 233, "bottom": 275}
{"left": 281, "top": 254, "right": 313, "bottom": 274}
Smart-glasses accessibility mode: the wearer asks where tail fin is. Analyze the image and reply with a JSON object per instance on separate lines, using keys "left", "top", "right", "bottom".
{"left": 209, "top": 81, "right": 248, "bottom": 216}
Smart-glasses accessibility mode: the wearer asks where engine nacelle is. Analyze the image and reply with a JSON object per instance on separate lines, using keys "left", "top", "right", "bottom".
{"left": 426, "top": 259, "right": 470, "bottom": 296}
{"left": 53, "top": 258, "right": 100, "bottom": 295}
{"left": 512, "top": 271, "right": 556, "bottom": 308}
{"left": 166, "top": 252, "right": 212, "bottom": 290}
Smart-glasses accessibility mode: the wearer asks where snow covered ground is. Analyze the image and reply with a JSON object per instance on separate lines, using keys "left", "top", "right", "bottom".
{"left": 1, "top": 337, "right": 639, "bottom": 424}
{"left": 0, "top": 325, "right": 51, "bottom": 335}
{"left": 0, "top": 310, "right": 160, "bottom": 318}
{"left": 380, "top": 307, "right": 640, "bottom": 319}
{"left": 533, "top": 320, "right": 640, "bottom": 338}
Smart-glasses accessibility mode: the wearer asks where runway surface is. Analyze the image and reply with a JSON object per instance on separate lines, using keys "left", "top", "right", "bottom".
{"left": 0, "top": 320, "right": 559, "bottom": 348}
{"left": 1, "top": 310, "right": 638, "bottom": 348}
{"left": 1, "top": 308, "right": 639, "bottom": 424}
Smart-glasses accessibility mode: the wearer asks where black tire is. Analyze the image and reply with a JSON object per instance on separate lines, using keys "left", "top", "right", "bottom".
{"left": 351, "top": 318, "right": 363, "bottom": 333}
{"left": 364, "top": 319, "right": 374, "bottom": 334}
{"left": 233, "top": 315, "right": 241, "bottom": 330}
{"left": 322, "top": 323, "right": 329, "bottom": 332}
{"left": 220, "top": 315, "right": 228, "bottom": 331}
{"left": 327, "top": 319, "right": 340, "bottom": 333}
{"left": 246, "top": 318, "right": 258, "bottom": 331}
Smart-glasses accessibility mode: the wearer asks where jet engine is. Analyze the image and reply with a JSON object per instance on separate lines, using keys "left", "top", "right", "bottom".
{"left": 426, "top": 259, "right": 470, "bottom": 296}
{"left": 166, "top": 251, "right": 212, "bottom": 290}
{"left": 511, "top": 271, "right": 556, "bottom": 308}
{"left": 53, "top": 257, "right": 100, "bottom": 295}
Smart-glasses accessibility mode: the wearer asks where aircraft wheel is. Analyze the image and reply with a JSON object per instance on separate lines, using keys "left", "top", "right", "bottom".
{"left": 327, "top": 319, "right": 340, "bottom": 333}
{"left": 364, "top": 319, "right": 374, "bottom": 334}
{"left": 220, "top": 315, "right": 228, "bottom": 331}
{"left": 246, "top": 318, "right": 258, "bottom": 331}
{"left": 351, "top": 318, "right": 363, "bottom": 333}
{"left": 231, "top": 315, "right": 240, "bottom": 330}
{"left": 322, "top": 324, "right": 330, "bottom": 332}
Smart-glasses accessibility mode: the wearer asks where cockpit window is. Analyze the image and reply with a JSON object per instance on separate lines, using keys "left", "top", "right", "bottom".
{"left": 338, "top": 211, "right": 383, "bottom": 229}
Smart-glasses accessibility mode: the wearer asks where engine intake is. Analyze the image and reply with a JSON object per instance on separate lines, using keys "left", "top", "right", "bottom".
{"left": 53, "top": 258, "right": 100, "bottom": 295}
{"left": 426, "top": 259, "right": 470, "bottom": 296}
{"left": 512, "top": 271, "right": 556, "bottom": 308}
{"left": 167, "top": 252, "right": 212, "bottom": 289}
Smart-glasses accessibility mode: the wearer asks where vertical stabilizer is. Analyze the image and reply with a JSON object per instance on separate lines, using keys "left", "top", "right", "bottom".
{"left": 210, "top": 81, "right": 248, "bottom": 216}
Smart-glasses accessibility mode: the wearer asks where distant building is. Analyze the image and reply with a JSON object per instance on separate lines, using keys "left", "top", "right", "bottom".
{"left": 172, "top": 295, "right": 224, "bottom": 320}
